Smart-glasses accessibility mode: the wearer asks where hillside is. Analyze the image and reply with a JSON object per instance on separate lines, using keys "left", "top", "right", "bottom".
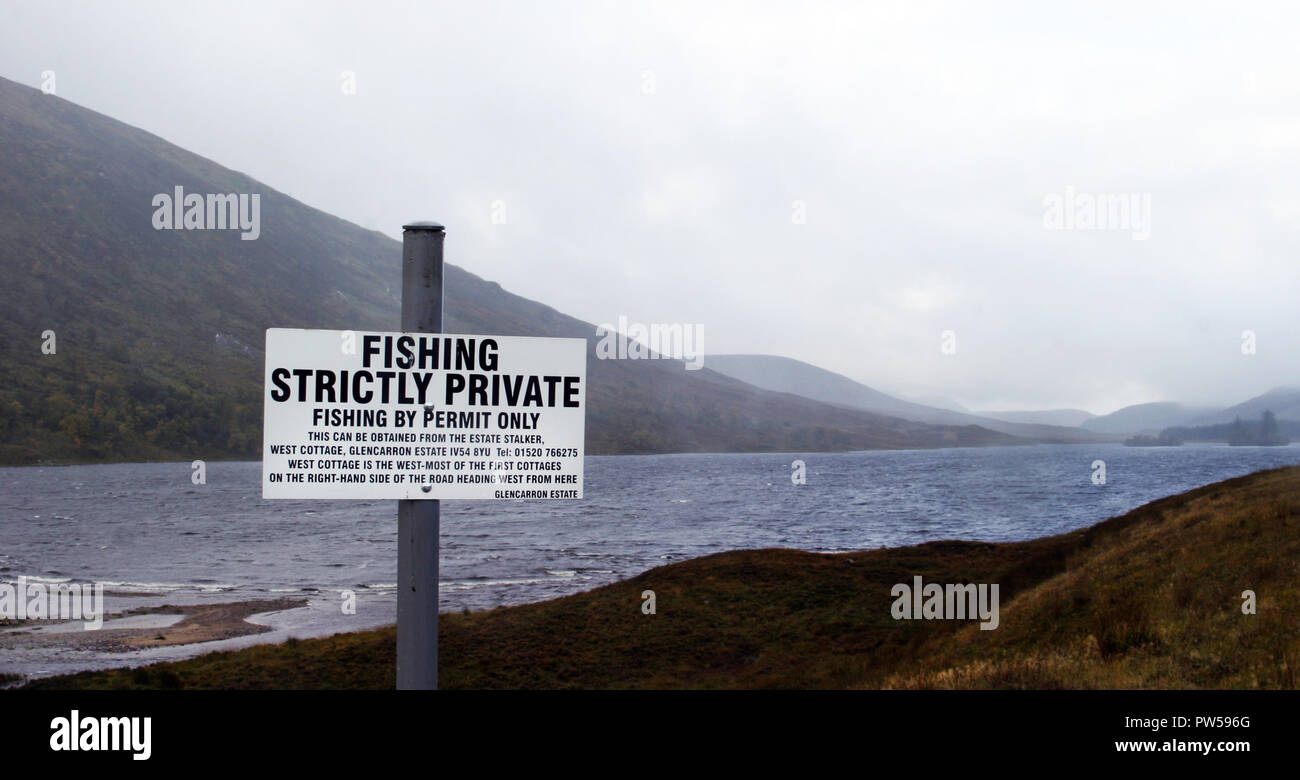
{"left": 28, "top": 466, "right": 1300, "bottom": 689}
{"left": 0, "top": 76, "right": 1017, "bottom": 464}
{"left": 1068, "top": 389, "right": 1300, "bottom": 436}
{"left": 706, "top": 353, "right": 1112, "bottom": 443}
{"left": 1080, "top": 401, "right": 1210, "bottom": 435}
{"left": 1185, "top": 386, "right": 1300, "bottom": 427}
{"left": 883, "top": 465, "right": 1300, "bottom": 688}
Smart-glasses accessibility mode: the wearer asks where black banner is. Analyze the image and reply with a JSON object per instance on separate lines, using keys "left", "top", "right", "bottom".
{"left": 8, "top": 690, "right": 1290, "bottom": 767}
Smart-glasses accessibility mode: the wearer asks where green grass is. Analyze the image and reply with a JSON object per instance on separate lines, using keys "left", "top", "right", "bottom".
{"left": 24, "top": 466, "right": 1300, "bottom": 690}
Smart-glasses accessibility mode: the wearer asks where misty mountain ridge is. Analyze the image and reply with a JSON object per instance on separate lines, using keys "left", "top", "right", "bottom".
{"left": 708, "top": 355, "right": 1300, "bottom": 439}
{"left": 977, "top": 409, "right": 1097, "bottom": 427}
{"left": 2, "top": 74, "right": 1291, "bottom": 462}
{"left": 1082, "top": 387, "right": 1300, "bottom": 435}
{"left": 1080, "top": 402, "right": 1212, "bottom": 435}
{"left": 0, "top": 75, "right": 1019, "bottom": 464}
{"left": 1185, "top": 386, "right": 1300, "bottom": 427}
{"left": 705, "top": 354, "right": 1113, "bottom": 443}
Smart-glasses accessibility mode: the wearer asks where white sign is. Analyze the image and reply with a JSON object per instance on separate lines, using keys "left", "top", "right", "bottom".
{"left": 261, "top": 328, "right": 586, "bottom": 499}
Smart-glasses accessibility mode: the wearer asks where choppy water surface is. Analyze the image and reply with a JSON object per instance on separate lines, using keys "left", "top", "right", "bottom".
{"left": 3, "top": 442, "right": 1298, "bottom": 675}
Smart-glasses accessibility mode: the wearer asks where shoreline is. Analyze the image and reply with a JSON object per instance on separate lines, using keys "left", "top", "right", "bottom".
{"left": 1, "top": 597, "right": 307, "bottom": 654}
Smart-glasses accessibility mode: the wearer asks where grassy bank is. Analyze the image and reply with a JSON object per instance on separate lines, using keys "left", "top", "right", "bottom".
{"left": 23, "top": 466, "right": 1300, "bottom": 689}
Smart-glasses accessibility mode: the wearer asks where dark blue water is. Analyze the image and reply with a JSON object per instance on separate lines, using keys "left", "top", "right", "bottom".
{"left": 2, "top": 443, "right": 1298, "bottom": 612}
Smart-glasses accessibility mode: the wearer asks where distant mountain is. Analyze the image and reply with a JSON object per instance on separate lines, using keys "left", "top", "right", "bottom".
{"left": 1184, "top": 386, "right": 1300, "bottom": 426}
{"left": 1078, "top": 388, "right": 1300, "bottom": 436}
{"left": 706, "top": 354, "right": 918, "bottom": 415}
{"left": 905, "top": 394, "right": 970, "bottom": 414}
{"left": 0, "top": 76, "right": 1018, "bottom": 464}
{"left": 705, "top": 354, "right": 1113, "bottom": 443}
{"left": 979, "top": 409, "right": 1097, "bottom": 427}
{"left": 1080, "top": 402, "right": 1210, "bottom": 435}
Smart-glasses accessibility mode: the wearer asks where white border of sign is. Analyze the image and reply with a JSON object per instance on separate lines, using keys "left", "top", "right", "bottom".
{"left": 261, "top": 328, "right": 586, "bottom": 499}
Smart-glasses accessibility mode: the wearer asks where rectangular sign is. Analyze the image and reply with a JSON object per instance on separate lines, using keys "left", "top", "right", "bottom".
{"left": 261, "top": 328, "right": 586, "bottom": 499}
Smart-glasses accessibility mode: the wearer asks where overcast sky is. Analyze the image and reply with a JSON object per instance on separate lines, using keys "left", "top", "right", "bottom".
{"left": 5, "top": 1, "right": 1299, "bottom": 414}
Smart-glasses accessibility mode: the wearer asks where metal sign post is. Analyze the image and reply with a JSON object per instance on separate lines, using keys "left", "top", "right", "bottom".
{"left": 397, "top": 221, "right": 444, "bottom": 690}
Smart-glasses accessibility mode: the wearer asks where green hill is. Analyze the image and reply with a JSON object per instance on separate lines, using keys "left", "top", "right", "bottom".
{"left": 26, "top": 466, "right": 1300, "bottom": 689}
{"left": 0, "top": 76, "right": 1018, "bottom": 464}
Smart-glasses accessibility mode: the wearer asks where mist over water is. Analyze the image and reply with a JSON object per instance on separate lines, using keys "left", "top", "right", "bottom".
{"left": 4, "top": 444, "right": 1299, "bottom": 615}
